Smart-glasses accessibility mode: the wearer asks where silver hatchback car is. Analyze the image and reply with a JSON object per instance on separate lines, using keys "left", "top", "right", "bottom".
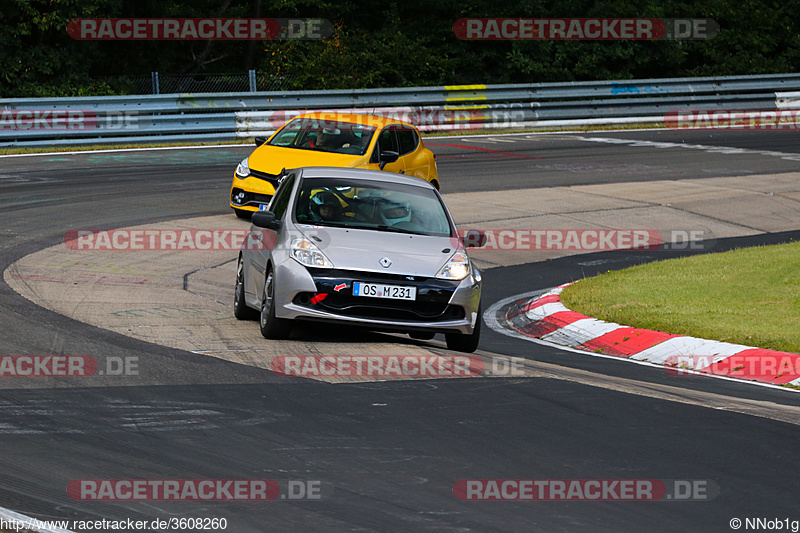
{"left": 233, "top": 167, "right": 483, "bottom": 352}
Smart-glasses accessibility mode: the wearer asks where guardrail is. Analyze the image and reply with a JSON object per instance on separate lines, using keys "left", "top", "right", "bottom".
{"left": 3, "top": 73, "right": 800, "bottom": 148}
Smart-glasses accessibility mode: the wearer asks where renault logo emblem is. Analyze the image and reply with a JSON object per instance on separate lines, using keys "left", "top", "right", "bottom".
{"left": 379, "top": 257, "right": 392, "bottom": 268}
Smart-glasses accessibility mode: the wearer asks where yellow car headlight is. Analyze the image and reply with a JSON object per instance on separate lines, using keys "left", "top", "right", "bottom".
{"left": 235, "top": 157, "right": 251, "bottom": 178}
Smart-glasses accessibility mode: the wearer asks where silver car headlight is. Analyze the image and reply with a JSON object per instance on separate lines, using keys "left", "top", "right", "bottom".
{"left": 472, "top": 266, "right": 482, "bottom": 283}
{"left": 291, "top": 238, "right": 334, "bottom": 268}
{"left": 436, "top": 252, "right": 470, "bottom": 281}
{"left": 235, "top": 157, "right": 251, "bottom": 178}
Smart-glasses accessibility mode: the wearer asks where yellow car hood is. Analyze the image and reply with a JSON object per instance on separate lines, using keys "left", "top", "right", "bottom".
{"left": 249, "top": 145, "right": 367, "bottom": 174}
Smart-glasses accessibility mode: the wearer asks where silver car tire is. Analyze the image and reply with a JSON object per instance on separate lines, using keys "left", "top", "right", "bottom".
{"left": 259, "top": 268, "right": 292, "bottom": 339}
{"left": 234, "top": 256, "right": 258, "bottom": 320}
{"left": 445, "top": 304, "right": 481, "bottom": 353}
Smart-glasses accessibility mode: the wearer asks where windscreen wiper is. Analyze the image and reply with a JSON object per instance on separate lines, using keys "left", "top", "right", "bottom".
{"left": 376, "top": 225, "right": 420, "bottom": 235}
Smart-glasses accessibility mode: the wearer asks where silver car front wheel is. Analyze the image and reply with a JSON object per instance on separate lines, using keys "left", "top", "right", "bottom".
{"left": 259, "top": 268, "right": 292, "bottom": 339}
{"left": 445, "top": 304, "right": 481, "bottom": 353}
{"left": 234, "top": 256, "right": 258, "bottom": 320}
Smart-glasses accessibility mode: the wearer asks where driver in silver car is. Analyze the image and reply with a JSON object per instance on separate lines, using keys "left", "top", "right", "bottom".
{"left": 309, "top": 190, "right": 345, "bottom": 222}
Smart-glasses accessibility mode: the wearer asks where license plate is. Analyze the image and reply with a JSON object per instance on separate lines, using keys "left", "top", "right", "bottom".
{"left": 258, "top": 204, "right": 270, "bottom": 211}
{"left": 352, "top": 282, "right": 416, "bottom": 300}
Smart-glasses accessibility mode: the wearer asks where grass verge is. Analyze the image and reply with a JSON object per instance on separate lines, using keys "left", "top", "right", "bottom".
{"left": 560, "top": 242, "right": 800, "bottom": 354}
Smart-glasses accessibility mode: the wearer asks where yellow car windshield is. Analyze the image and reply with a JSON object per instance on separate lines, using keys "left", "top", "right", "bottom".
{"left": 268, "top": 118, "right": 377, "bottom": 156}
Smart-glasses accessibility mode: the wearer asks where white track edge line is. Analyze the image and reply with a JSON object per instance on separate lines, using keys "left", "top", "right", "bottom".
{"left": 0, "top": 127, "right": 680, "bottom": 158}
{"left": 0, "top": 144, "right": 247, "bottom": 159}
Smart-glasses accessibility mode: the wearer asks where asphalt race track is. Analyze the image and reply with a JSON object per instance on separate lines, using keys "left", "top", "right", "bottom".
{"left": 1, "top": 129, "right": 800, "bottom": 532}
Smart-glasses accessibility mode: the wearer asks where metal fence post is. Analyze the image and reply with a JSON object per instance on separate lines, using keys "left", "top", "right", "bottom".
{"left": 151, "top": 72, "right": 160, "bottom": 95}
{"left": 249, "top": 70, "right": 257, "bottom": 92}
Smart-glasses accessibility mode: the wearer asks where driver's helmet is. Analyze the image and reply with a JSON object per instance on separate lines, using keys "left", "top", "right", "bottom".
{"left": 380, "top": 200, "right": 411, "bottom": 226}
{"left": 310, "top": 190, "right": 342, "bottom": 220}
{"left": 316, "top": 127, "right": 341, "bottom": 148}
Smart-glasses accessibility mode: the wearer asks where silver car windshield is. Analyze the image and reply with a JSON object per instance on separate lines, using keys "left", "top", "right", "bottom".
{"left": 295, "top": 178, "right": 453, "bottom": 237}
{"left": 267, "top": 117, "right": 377, "bottom": 156}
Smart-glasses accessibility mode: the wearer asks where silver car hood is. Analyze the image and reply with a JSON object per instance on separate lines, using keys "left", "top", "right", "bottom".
{"left": 297, "top": 225, "right": 461, "bottom": 277}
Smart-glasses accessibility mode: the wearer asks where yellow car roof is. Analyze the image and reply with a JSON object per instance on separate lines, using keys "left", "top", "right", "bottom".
{"left": 293, "top": 111, "right": 417, "bottom": 129}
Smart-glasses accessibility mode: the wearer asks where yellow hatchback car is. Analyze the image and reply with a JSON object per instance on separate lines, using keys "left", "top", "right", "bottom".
{"left": 230, "top": 112, "right": 440, "bottom": 218}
